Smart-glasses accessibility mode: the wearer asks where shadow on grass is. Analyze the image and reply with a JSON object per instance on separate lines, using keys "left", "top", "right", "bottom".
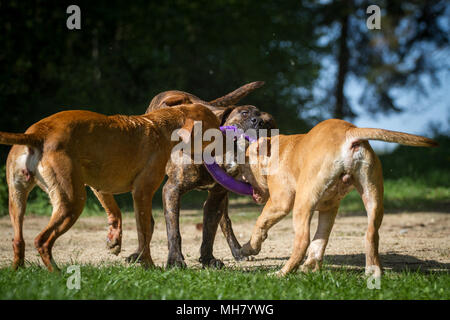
{"left": 382, "top": 200, "right": 450, "bottom": 214}
{"left": 339, "top": 206, "right": 450, "bottom": 217}
{"left": 236, "top": 253, "right": 450, "bottom": 275}
{"left": 325, "top": 253, "right": 450, "bottom": 274}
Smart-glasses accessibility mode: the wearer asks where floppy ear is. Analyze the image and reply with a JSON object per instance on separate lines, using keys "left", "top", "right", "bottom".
{"left": 261, "top": 112, "right": 278, "bottom": 130}
{"left": 214, "top": 106, "right": 235, "bottom": 126}
{"left": 177, "top": 118, "right": 195, "bottom": 144}
{"left": 164, "top": 94, "right": 192, "bottom": 107}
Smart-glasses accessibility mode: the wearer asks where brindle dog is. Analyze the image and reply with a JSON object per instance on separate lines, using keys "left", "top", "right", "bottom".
{"left": 96, "top": 82, "right": 275, "bottom": 267}
{"left": 146, "top": 82, "right": 276, "bottom": 268}
{"left": 102, "top": 82, "right": 274, "bottom": 268}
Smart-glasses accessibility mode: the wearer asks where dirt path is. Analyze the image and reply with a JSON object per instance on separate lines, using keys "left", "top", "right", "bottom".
{"left": 0, "top": 211, "right": 449, "bottom": 272}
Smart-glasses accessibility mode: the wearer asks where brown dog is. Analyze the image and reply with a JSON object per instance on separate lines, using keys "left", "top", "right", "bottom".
{"left": 0, "top": 104, "right": 219, "bottom": 271}
{"left": 239, "top": 119, "right": 437, "bottom": 276}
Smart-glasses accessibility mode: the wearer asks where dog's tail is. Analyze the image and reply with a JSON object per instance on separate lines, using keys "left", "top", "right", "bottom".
{"left": 348, "top": 127, "right": 438, "bottom": 147}
{"left": 0, "top": 132, "right": 43, "bottom": 148}
{"left": 209, "top": 81, "right": 265, "bottom": 107}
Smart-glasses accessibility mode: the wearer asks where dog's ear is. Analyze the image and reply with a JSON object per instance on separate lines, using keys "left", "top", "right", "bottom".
{"left": 261, "top": 112, "right": 278, "bottom": 131}
{"left": 164, "top": 94, "right": 192, "bottom": 107}
{"left": 214, "top": 106, "right": 236, "bottom": 126}
{"left": 177, "top": 118, "right": 195, "bottom": 144}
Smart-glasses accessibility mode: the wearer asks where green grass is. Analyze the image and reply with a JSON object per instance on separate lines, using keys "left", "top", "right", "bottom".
{"left": 340, "top": 177, "right": 450, "bottom": 213}
{"left": 0, "top": 264, "right": 448, "bottom": 300}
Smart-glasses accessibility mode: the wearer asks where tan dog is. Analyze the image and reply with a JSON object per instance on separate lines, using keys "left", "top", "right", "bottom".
{"left": 239, "top": 119, "right": 437, "bottom": 276}
{"left": 0, "top": 104, "right": 219, "bottom": 271}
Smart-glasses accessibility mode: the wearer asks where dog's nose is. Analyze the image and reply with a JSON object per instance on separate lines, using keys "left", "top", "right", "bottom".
{"left": 253, "top": 119, "right": 265, "bottom": 128}
{"left": 251, "top": 117, "right": 258, "bottom": 124}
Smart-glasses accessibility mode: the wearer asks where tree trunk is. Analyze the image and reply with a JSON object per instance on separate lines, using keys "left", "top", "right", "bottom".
{"left": 334, "top": 8, "right": 350, "bottom": 119}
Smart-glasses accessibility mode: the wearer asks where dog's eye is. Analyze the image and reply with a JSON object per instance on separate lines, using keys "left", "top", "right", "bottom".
{"left": 241, "top": 111, "right": 249, "bottom": 116}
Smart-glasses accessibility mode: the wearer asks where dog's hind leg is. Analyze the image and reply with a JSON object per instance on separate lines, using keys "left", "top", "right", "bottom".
{"left": 91, "top": 189, "right": 122, "bottom": 255}
{"left": 34, "top": 153, "right": 86, "bottom": 272}
{"left": 354, "top": 153, "right": 384, "bottom": 277}
{"left": 7, "top": 174, "right": 35, "bottom": 270}
{"left": 219, "top": 196, "right": 248, "bottom": 261}
{"left": 6, "top": 147, "right": 37, "bottom": 270}
{"left": 301, "top": 206, "right": 339, "bottom": 273}
{"left": 199, "top": 187, "right": 228, "bottom": 268}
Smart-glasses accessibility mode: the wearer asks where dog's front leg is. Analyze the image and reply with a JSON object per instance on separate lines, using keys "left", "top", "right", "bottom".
{"left": 127, "top": 170, "right": 164, "bottom": 268}
{"left": 127, "top": 188, "right": 155, "bottom": 268}
{"left": 276, "top": 201, "right": 314, "bottom": 277}
{"left": 240, "top": 198, "right": 292, "bottom": 257}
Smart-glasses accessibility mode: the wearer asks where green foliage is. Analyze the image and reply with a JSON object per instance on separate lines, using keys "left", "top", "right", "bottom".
{"left": 0, "top": 0, "right": 320, "bottom": 158}
{"left": 0, "top": 265, "right": 448, "bottom": 299}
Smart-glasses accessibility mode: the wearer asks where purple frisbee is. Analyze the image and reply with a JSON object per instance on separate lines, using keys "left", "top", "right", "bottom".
{"left": 203, "top": 126, "right": 256, "bottom": 196}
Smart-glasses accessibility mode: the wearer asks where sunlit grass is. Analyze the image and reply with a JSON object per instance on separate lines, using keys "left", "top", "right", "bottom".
{"left": 0, "top": 264, "right": 448, "bottom": 300}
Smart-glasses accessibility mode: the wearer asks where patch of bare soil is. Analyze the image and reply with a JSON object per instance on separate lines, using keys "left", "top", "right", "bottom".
{"left": 0, "top": 211, "right": 449, "bottom": 272}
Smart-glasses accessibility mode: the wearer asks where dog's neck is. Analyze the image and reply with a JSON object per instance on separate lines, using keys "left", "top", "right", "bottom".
{"left": 242, "top": 138, "right": 272, "bottom": 194}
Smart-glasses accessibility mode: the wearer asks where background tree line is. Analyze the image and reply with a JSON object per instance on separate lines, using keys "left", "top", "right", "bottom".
{"left": 0, "top": 0, "right": 448, "bottom": 213}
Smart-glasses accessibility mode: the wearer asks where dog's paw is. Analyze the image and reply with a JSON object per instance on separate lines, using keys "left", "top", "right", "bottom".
{"left": 268, "top": 270, "right": 285, "bottom": 278}
{"left": 300, "top": 258, "right": 322, "bottom": 273}
{"left": 240, "top": 242, "right": 259, "bottom": 257}
{"left": 106, "top": 237, "right": 121, "bottom": 256}
{"left": 12, "top": 260, "right": 25, "bottom": 271}
{"left": 126, "top": 253, "right": 144, "bottom": 264}
{"left": 232, "top": 247, "right": 255, "bottom": 261}
{"left": 199, "top": 257, "right": 225, "bottom": 269}
{"left": 365, "top": 265, "right": 382, "bottom": 277}
{"left": 126, "top": 253, "right": 155, "bottom": 269}
{"left": 233, "top": 254, "right": 254, "bottom": 262}
{"left": 166, "top": 257, "right": 187, "bottom": 269}
{"left": 207, "top": 258, "right": 225, "bottom": 269}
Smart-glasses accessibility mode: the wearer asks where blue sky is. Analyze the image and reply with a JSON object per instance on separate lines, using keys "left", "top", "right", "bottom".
{"left": 351, "top": 68, "right": 450, "bottom": 152}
